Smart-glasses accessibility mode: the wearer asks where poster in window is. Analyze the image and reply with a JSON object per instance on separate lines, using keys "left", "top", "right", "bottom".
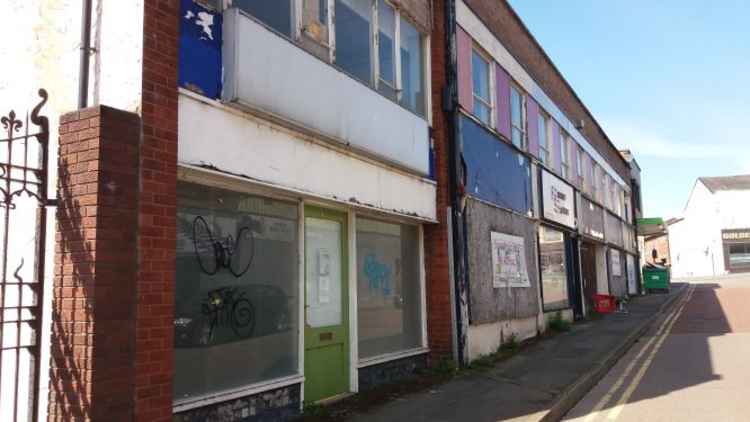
{"left": 490, "top": 231, "right": 530, "bottom": 288}
{"left": 610, "top": 249, "right": 622, "bottom": 276}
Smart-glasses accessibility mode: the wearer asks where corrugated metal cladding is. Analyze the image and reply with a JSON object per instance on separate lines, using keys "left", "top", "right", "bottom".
{"left": 179, "top": 0, "right": 222, "bottom": 98}
{"left": 461, "top": 115, "right": 532, "bottom": 216}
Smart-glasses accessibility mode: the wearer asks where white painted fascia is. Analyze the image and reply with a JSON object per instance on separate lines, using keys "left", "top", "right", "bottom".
{"left": 456, "top": 0, "right": 626, "bottom": 188}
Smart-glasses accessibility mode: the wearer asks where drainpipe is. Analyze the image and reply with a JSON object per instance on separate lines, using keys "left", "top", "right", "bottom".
{"left": 444, "top": 0, "right": 468, "bottom": 366}
{"left": 78, "top": 0, "right": 93, "bottom": 108}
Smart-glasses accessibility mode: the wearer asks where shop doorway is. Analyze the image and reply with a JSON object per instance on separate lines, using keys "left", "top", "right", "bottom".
{"left": 579, "top": 241, "right": 598, "bottom": 314}
{"left": 304, "top": 206, "right": 349, "bottom": 402}
{"left": 565, "top": 236, "right": 584, "bottom": 320}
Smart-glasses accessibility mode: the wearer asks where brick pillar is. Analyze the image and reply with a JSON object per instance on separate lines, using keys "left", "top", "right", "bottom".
{"left": 424, "top": 0, "right": 455, "bottom": 362}
{"left": 135, "top": 1, "right": 180, "bottom": 420}
{"left": 49, "top": 106, "right": 141, "bottom": 421}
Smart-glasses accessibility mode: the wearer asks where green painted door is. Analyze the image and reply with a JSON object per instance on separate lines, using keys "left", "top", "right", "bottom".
{"left": 304, "top": 206, "right": 349, "bottom": 403}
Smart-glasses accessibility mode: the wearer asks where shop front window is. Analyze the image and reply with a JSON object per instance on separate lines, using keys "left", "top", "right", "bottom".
{"left": 356, "top": 218, "right": 423, "bottom": 359}
{"left": 174, "top": 182, "right": 300, "bottom": 400}
{"left": 729, "top": 243, "right": 750, "bottom": 266}
{"left": 539, "top": 226, "right": 569, "bottom": 310}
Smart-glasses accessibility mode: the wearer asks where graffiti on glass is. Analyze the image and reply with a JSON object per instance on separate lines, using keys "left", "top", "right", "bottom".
{"left": 364, "top": 254, "right": 393, "bottom": 296}
{"left": 192, "top": 215, "right": 255, "bottom": 277}
{"left": 198, "top": 286, "right": 256, "bottom": 345}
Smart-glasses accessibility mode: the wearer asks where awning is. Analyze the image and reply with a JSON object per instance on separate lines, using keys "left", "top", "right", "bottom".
{"left": 636, "top": 217, "right": 667, "bottom": 236}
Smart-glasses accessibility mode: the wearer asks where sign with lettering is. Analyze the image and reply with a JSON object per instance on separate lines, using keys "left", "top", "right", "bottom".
{"left": 541, "top": 170, "right": 576, "bottom": 229}
{"left": 491, "top": 232, "right": 530, "bottom": 288}
{"left": 722, "top": 229, "right": 750, "bottom": 241}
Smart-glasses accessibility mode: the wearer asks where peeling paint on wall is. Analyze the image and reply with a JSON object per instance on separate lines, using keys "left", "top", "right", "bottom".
{"left": 179, "top": 0, "right": 222, "bottom": 98}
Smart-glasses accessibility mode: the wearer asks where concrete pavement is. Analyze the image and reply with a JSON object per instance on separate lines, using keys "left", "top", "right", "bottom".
{"left": 564, "top": 275, "right": 750, "bottom": 422}
{"left": 344, "top": 285, "right": 685, "bottom": 422}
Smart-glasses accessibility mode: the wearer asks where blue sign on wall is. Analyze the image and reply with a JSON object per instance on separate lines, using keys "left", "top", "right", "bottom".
{"left": 460, "top": 115, "right": 533, "bottom": 215}
{"left": 179, "top": 0, "right": 222, "bottom": 99}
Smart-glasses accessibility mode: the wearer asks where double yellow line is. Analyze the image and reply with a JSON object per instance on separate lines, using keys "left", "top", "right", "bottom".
{"left": 582, "top": 285, "right": 695, "bottom": 422}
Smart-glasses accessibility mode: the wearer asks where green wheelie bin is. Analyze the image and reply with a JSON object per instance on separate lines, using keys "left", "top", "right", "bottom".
{"left": 643, "top": 264, "right": 670, "bottom": 293}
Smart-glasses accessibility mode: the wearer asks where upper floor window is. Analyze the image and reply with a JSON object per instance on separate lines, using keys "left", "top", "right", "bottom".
{"left": 538, "top": 113, "right": 551, "bottom": 166}
{"left": 560, "top": 132, "right": 570, "bottom": 179}
{"left": 236, "top": 1, "right": 293, "bottom": 36}
{"left": 576, "top": 146, "right": 583, "bottom": 184}
{"left": 472, "top": 48, "right": 492, "bottom": 125}
{"left": 300, "top": 0, "right": 331, "bottom": 57}
{"left": 335, "top": 0, "right": 373, "bottom": 84}
{"left": 236, "top": 0, "right": 426, "bottom": 118}
{"left": 399, "top": 16, "right": 426, "bottom": 116}
{"left": 592, "top": 163, "right": 599, "bottom": 200}
{"left": 378, "top": 0, "right": 397, "bottom": 100}
{"left": 510, "top": 85, "right": 526, "bottom": 149}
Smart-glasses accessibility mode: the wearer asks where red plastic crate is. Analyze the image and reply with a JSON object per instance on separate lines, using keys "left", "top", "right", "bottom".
{"left": 593, "top": 294, "right": 616, "bottom": 313}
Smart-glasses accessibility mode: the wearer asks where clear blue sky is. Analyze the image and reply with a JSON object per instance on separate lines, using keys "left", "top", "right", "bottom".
{"left": 507, "top": 0, "right": 750, "bottom": 219}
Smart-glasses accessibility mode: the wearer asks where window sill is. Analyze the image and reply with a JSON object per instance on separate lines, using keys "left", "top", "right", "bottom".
{"left": 357, "top": 347, "right": 430, "bottom": 369}
{"left": 173, "top": 374, "right": 304, "bottom": 414}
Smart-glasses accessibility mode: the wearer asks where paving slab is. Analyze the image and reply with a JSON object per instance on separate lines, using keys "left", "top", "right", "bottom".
{"left": 348, "top": 284, "right": 686, "bottom": 422}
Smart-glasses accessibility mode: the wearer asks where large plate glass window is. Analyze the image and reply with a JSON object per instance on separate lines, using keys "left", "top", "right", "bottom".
{"left": 510, "top": 85, "right": 525, "bottom": 149}
{"left": 356, "top": 218, "right": 423, "bottom": 359}
{"left": 472, "top": 48, "right": 492, "bottom": 125}
{"left": 174, "top": 182, "right": 299, "bottom": 400}
{"left": 729, "top": 243, "right": 750, "bottom": 267}
{"left": 399, "top": 16, "right": 425, "bottom": 116}
{"left": 335, "top": 0, "right": 373, "bottom": 84}
{"left": 235, "top": 0, "right": 293, "bottom": 37}
{"left": 539, "top": 226, "right": 569, "bottom": 310}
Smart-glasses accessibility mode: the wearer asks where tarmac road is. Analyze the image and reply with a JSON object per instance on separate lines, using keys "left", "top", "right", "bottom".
{"left": 564, "top": 274, "right": 750, "bottom": 422}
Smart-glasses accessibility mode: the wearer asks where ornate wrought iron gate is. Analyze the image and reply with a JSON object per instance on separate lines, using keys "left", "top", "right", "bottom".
{"left": 0, "top": 90, "right": 51, "bottom": 421}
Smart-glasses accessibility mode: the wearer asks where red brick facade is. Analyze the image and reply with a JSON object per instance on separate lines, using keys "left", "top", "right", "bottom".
{"left": 50, "top": 106, "right": 141, "bottom": 421}
{"left": 424, "top": 0, "right": 454, "bottom": 361}
{"left": 134, "top": 1, "right": 180, "bottom": 420}
{"left": 49, "top": 2, "right": 180, "bottom": 421}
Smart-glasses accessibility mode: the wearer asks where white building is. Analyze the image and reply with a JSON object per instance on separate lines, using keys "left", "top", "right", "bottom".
{"left": 669, "top": 175, "right": 750, "bottom": 277}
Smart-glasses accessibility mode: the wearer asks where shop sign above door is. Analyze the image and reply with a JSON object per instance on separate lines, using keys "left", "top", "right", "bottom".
{"left": 541, "top": 170, "right": 575, "bottom": 229}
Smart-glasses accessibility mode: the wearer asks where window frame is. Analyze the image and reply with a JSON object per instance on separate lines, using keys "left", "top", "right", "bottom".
{"left": 510, "top": 83, "right": 527, "bottom": 150}
{"left": 471, "top": 45, "right": 495, "bottom": 126}
{"left": 576, "top": 146, "right": 584, "bottom": 186}
{"left": 353, "top": 214, "right": 429, "bottom": 364}
{"left": 538, "top": 112, "right": 551, "bottom": 166}
{"left": 560, "top": 131, "right": 570, "bottom": 180}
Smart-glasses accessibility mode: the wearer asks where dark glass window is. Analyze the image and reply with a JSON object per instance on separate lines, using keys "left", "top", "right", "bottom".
{"left": 235, "top": 0, "right": 292, "bottom": 37}
{"left": 335, "top": 0, "right": 372, "bottom": 84}
{"left": 174, "top": 182, "right": 299, "bottom": 400}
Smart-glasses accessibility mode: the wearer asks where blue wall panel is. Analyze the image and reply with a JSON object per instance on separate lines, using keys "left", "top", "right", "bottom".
{"left": 461, "top": 115, "right": 532, "bottom": 215}
{"left": 179, "top": 0, "right": 222, "bottom": 99}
